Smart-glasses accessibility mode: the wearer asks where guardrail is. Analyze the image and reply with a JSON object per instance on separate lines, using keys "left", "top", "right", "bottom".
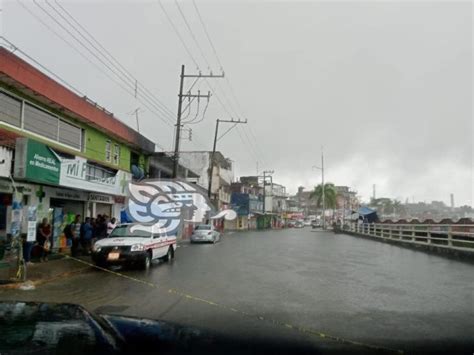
{"left": 346, "top": 223, "right": 474, "bottom": 254}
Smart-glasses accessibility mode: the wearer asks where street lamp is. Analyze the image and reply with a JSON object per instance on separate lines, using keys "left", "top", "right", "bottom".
{"left": 312, "top": 147, "right": 325, "bottom": 229}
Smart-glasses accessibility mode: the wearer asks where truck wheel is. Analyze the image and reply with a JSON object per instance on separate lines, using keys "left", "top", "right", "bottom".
{"left": 163, "top": 247, "right": 174, "bottom": 262}
{"left": 142, "top": 251, "right": 151, "bottom": 270}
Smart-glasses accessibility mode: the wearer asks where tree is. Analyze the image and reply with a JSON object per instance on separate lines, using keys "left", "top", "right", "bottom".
{"left": 309, "top": 183, "right": 337, "bottom": 210}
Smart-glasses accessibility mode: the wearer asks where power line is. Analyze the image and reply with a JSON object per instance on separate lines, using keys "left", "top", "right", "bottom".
{"left": 25, "top": 0, "right": 174, "bottom": 129}
{"left": 217, "top": 122, "right": 237, "bottom": 141}
{"left": 191, "top": 0, "right": 223, "bottom": 70}
{"left": 44, "top": 0, "right": 176, "bottom": 124}
{"left": 190, "top": 1, "right": 269, "bottom": 168}
{"left": 52, "top": 0, "right": 176, "bottom": 119}
{"left": 0, "top": 36, "right": 85, "bottom": 97}
{"left": 174, "top": 0, "right": 212, "bottom": 70}
{"left": 156, "top": 0, "right": 200, "bottom": 70}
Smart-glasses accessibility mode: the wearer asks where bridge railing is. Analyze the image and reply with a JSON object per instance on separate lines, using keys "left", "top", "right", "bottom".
{"left": 347, "top": 223, "right": 474, "bottom": 252}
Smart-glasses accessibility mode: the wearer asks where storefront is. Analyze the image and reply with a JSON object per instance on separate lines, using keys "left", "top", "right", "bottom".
{"left": 88, "top": 193, "right": 114, "bottom": 218}
{"left": 0, "top": 179, "right": 35, "bottom": 239}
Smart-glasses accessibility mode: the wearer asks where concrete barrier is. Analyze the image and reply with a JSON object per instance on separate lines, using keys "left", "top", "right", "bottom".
{"left": 344, "top": 222, "right": 474, "bottom": 260}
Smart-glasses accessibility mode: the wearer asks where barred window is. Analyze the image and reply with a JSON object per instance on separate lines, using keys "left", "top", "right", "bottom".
{"left": 105, "top": 140, "right": 111, "bottom": 162}
{"left": 0, "top": 91, "right": 22, "bottom": 127}
{"left": 113, "top": 144, "right": 120, "bottom": 165}
{"left": 24, "top": 103, "right": 58, "bottom": 141}
{"left": 59, "top": 120, "right": 82, "bottom": 150}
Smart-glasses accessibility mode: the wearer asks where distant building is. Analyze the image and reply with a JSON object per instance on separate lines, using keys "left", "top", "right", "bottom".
{"left": 177, "top": 151, "right": 234, "bottom": 210}
{"left": 149, "top": 152, "right": 200, "bottom": 184}
{"left": 229, "top": 180, "right": 264, "bottom": 230}
{"left": 335, "top": 186, "right": 358, "bottom": 210}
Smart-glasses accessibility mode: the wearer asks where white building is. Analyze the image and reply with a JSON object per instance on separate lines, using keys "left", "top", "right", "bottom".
{"left": 177, "top": 151, "right": 234, "bottom": 209}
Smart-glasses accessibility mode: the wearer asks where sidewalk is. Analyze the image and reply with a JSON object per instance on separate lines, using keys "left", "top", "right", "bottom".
{"left": 0, "top": 253, "right": 93, "bottom": 289}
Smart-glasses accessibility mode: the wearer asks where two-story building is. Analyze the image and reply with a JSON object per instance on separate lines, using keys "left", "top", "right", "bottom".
{"left": 229, "top": 180, "right": 264, "bottom": 230}
{"left": 149, "top": 152, "right": 200, "bottom": 184}
{"left": 0, "top": 47, "right": 155, "bottom": 246}
{"left": 177, "top": 151, "right": 234, "bottom": 210}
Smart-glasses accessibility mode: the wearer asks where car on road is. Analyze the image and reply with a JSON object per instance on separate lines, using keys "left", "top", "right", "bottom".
{"left": 190, "top": 224, "right": 221, "bottom": 243}
{"left": 92, "top": 223, "right": 176, "bottom": 270}
{"left": 311, "top": 220, "right": 321, "bottom": 229}
{"left": 303, "top": 220, "right": 312, "bottom": 227}
{"left": 294, "top": 221, "right": 305, "bottom": 228}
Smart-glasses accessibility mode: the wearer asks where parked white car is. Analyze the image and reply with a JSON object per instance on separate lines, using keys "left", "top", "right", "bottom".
{"left": 92, "top": 223, "right": 177, "bottom": 269}
{"left": 190, "top": 224, "right": 221, "bottom": 243}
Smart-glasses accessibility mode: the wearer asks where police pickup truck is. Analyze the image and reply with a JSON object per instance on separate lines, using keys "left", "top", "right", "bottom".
{"left": 92, "top": 223, "right": 176, "bottom": 269}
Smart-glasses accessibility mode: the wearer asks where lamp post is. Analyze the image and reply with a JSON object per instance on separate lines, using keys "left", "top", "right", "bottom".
{"left": 312, "top": 147, "right": 325, "bottom": 229}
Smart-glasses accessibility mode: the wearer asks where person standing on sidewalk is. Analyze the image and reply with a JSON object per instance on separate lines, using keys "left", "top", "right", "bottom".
{"left": 37, "top": 218, "right": 52, "bottom": 262}
{"left": 107, "top": 217, "right": 117, "bottom": 237}
{"left": 70, "top": 214, "right": 82, "bottom": 257}
{"left": 81, "top": 217, "right": 93, "bottom": 255}
{"left": 96, "top": 215, "right": 107, "bottom": 240}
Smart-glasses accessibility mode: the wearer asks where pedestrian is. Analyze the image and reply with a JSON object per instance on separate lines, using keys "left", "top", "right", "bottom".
{"left": 93, "top": 215, "right": 102, "bottom": 240}
{"left": 37, "top": 218, "right": 52, "bottom": 262}
{"left": 81, "top": 217, "right": 93, "bottom": 255}
{"left": 107, "top": 217, "right": 117, "bottom": 237}
{"left": 69, "top": 214, "right": 82, "bottom": 257}
{"left": 96, "top": 215, "right": 107, "bottom": 240}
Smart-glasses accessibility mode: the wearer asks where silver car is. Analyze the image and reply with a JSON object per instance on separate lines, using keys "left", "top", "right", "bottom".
{"left": 190, "top": 224, "right": 221, "bottom": 243}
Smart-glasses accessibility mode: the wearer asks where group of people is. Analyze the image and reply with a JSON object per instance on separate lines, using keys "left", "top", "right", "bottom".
{"left": 22, "top": 214, "right": 118, "bottom": 263}
{"left": 65, "top": 214, "right": 117, "bottom": 257}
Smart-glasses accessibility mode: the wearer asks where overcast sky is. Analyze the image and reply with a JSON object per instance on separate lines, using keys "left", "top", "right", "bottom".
{"left": 2, "top": 1, "right": 472, "bottom": 206}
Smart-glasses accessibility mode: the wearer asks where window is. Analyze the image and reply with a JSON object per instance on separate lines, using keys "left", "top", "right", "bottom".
{"left": 0, "top": 91, "right": 22, "bottom": 127}
{"left": 59, "top": 120, "right": 82, "bottom": 150}
{"left": 85, "top": 163, "right": 115, "bottom": 183}
{"left": 3, "top": 92, "right": 83, "bottom": 151}
{"left": 113, "top": 144, "right": 120, "bottom": 165}
{"left": 23, "top": 103, "right": 58, "bottom": 141}
{"left": 105, "top": 140, "right": 111, "bottom": 162}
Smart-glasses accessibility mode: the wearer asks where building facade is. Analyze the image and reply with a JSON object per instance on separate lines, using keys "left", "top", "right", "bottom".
{"left": 0, "top": 48, "right": 154, "bottom": 247}
{"left": 177, "top": 151, "right": 234, "bottom": 210}
{"left": 229, "top": 180, "right": 264, "bottom": 230}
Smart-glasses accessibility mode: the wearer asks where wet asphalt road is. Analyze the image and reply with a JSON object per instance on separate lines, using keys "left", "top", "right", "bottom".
{"left": 1, "top": 228, "right": 474, "bottom": 353}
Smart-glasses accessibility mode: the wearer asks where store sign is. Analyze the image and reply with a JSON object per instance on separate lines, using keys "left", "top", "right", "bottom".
{"left": 58, "top": 156, "right": 131, "bottom": 196}
{"left": 14, "top": 138, "right": 60, "bottom": 185}
{"left": 0, "top": 181, "right": 33, "bottom": 195}
{"left": 50, "top": 188, "right": 87, "bottom": 201}
{"left": 89, "top": 193, "right": 112, "bottom": 204}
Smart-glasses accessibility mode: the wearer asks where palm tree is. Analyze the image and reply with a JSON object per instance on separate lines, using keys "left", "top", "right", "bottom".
{"left": 309, "top": 183, "right": 337, "bottom": 210}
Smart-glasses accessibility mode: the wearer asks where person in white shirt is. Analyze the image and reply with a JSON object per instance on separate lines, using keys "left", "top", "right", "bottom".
{"left": 107, "top": 217, "right": 117, "bottom": 237}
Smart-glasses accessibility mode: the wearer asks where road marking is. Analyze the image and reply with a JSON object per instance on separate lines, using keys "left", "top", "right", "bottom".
{"left": 3, "top": 250, "right": 404, "bottom": 354}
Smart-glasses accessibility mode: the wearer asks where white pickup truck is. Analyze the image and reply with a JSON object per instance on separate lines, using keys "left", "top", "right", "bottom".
{"left": 92, "top": 223, "right": 177, "bottom": 269}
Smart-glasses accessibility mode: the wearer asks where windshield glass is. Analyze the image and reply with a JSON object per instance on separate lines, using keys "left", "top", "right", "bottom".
{"left": 195, "top": 225, "right": 211, "bottom": 230}
{"left": 109, "top": 226, "right": 151, "bottom": 238}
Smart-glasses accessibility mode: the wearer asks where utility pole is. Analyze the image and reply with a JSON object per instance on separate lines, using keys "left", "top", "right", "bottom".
{"left": 262, "top": 170, "right": 274, "bottom": 215}
{"left": 312, "top": 146, "right": 325, "bottom": 229}
{"left": 208, "top": 118, "right": 247, "bottom": 200}
{"left": 321, "top": 148, "right": 325, "bottom": 230}
{"left": 172, "top": 65, "right": 224, "bottom": 178}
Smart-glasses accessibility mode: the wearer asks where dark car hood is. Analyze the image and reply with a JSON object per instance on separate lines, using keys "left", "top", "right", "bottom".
{"left": 0, "top": 301, "right": 325, "bottom": 355}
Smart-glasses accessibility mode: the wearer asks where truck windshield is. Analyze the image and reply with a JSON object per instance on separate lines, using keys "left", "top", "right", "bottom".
{"left": 109, "top": 226, "right": 151, "bottom": 238}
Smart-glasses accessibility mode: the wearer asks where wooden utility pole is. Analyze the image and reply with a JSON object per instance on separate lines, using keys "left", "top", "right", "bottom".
{"left": 208, "top": 118, "right": 247, "bottom": 199}
{"left": 172, "top": 65, "right": 224, "bottom": 178}
{"left": 262, "top": 170, "right": 274, "bottom": 215}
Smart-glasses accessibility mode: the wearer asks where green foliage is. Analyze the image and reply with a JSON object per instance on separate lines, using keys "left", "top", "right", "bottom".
{"left": 309, "top": 183, "right": 337, "bottom": 209}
